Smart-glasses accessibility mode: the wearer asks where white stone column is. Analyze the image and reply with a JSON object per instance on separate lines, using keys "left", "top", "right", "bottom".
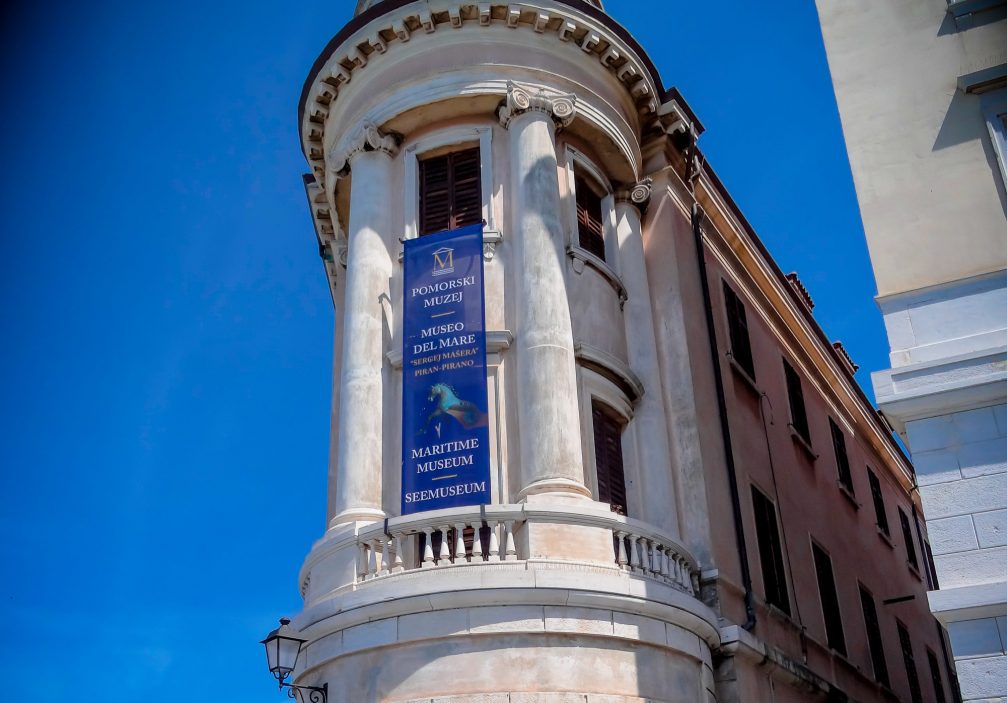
{"left": 499, "top": 83, "right": 589, "bottom": 500}
{"left": 328, "top": 124, "right": 399, "bottom": 525}
{"left": 615, "top": 183, "right": 681, "bottom": 539}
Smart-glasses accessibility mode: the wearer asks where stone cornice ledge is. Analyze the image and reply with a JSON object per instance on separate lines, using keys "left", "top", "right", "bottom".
{"left": 574, "top": 341, "right": 644, "bottom": 402}
{"left": 566, "top": 245, "right": 628, "bottom": 305}
{"left": 719, "top": 624, "right": 832, "bottom": 697}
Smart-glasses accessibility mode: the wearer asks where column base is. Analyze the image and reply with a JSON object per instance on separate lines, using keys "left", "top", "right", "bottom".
{"left": 328, "top": 507, "right": 386, "bottom": 528}
{"left": 518, "top": 477, "right": 593, "bottom": 502}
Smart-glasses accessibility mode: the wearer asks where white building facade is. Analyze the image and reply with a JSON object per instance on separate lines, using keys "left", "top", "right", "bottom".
{"left": 816, "top": 1, "right": 1007, "bottom": 700}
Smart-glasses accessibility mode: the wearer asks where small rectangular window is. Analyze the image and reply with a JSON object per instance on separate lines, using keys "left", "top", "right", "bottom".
{"left": 723, "top": 282, "right": 756, "bottom": 380}
{"left": 812, "top": 542, "right": 846, "bottom": 655}
{"left": 899, "top": 508, "right": 920, "bottom": 572}
{"left": 783, "top": 359, "right": 810, "bottom": 444}
{"left": 751, "top": 486, "right": 791, "bottom": 615}
{"left": 983, "top": 90, "right": 1007, "bottom": 191}
{"left": 418, "top": 147, "right": 481, "bottom": 235}
{"left": 927, "top": 649, "right": 946, "bottom": 703}
{"left": 859, "top": 585, "right": 890, "bottom": 687}
{"left": 925, "top": 540, "right": 940, "bottom": 590}
{"left": 898, "top": 621, "right": 923, "bottom": 703}
{"left": 829, "top": 418, "right": 854, "bottom": 493}
{"left": 592, "top": 402, "right": 628, "bottom": 515}
{"left": 575, "top": 173, "right": 606, "bottom": 261}
{"left": 867, "top": 468, "right": 890, "bottom": 536}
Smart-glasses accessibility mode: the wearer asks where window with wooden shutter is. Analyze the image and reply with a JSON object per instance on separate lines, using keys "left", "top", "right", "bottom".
{"left": 722, "top": 282, "right": 756, "bottom": 381}
{"left": 829, "top": 418, "right": 854, "bottom": 493}
{"left": 418, "top": 147, "right": 482, "bottom": 236}
{"left": 927, "top": 649, "right": 947, "bottom": 703}
{"left": 592, "top": 401, "right": 628, "bottom": 515}
{"left": 575, "top": 173, "right": 606, "bottom": 261}
{"left": 751, "top": 486, "right": 790, "bottom": 615}
{"left": 898, "top": 621, "right": 923, "bottom": 703}
{"left": 899, "top": 507, "right": 920, "bottom": 571}
{"left": 812, "top": 542, "right": 847, "bottom": 655}
{"left": 924, "top": 540, "right": 940, "bottom": 589}
{"left": 783, "top": 359, "right": 810, "bottom": 444}
{"left": 867, "top": 468, "right": 890, "bottom": 536}
{"left": 859, "top": 585, "right": 890, "bottom": 687}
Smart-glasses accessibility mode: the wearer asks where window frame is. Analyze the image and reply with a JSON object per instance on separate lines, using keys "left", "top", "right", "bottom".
{"left": 829, "top": 417, "right": 855, "bottom": 494}
{"left": 898, "top": 506, "right": 921, "bottom": 573}
{"left": 811, "top": 539, "right": 847, "bottom": 655}
{"left": 751, "top": 484, "right": 791, "bottom": 615}
{"left": 983, "top": 90, "right": 1007, "bottom": 192}
{"left": 859, "top": 583, "right": 891, "bottom": 688}
{"left": 403, "top": 125, "right": 494, "bottom": 241}
{"left": 897, "top": 620, "right": 923, "bottom": 703}
{"left": 563, "top": 146, "right": 617, "bottom": 267}
{"left": 722, "top": 281, "right": 757, "bottom": 382}
{"left": 577, "top": 366, "right": 638, "bottom": 517}
{"left": 927, "top": 648, "right": 947, "bottom": 703}
{"left": 867, "top": 467, "right": 891, "bottom": 536}
{"left": 783, "top": 358, "right": 810, "bottom": 445}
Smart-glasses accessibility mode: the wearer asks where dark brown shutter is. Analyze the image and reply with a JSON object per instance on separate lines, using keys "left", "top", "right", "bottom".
{"left": 859, "top": 585, "right": 890, "bottom": 687}
{"left": 812, "top": 542, "right": 847, "bottom": 655}
{"left": 927, "top": 649, "right": 947, "bottom": 703}
{"left": 898, "top": 621, "right": 923, "bottom": 703}
{"left": 723, "top": 282, "right": 756, "bottom": 381}
{"left": 575, "top": 174, "right": 606, "bottom": 261}
{"left": 867, "top": 468, "right": 890, "bottom": 535}
{"left": 419, "top": 147, "right": 481, "bottom": 236}
{"left": 751, "top": 486, "right": 791, "bottom": 615}
{"left": 899, "top": 507, "right": 920, "bottom": 571}
{"left": 592, "top": 402, "right": 627, "bottom": 515}
{"left": 783, "top": 359, "right": 810, "bottom": 443}
{"left": 829, "top": 418, "right": 853, "bottom": 493}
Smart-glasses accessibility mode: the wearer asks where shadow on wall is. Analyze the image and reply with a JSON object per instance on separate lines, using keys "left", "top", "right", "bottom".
{"left": 932, "top": 89, "right": 1007, "bottom": 214}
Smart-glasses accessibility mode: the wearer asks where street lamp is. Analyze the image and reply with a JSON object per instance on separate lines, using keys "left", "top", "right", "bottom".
{"left": 261, "top": 618, "right": 327, "bottom": 703}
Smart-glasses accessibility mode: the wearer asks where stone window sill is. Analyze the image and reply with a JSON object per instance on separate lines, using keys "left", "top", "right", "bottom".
{"left": 877, "top": 527, "right": 894, "bottom": 549}
{"left": 907, "top": 562, "right": 923, "bottom": 582}
{"left": 838, "top": 482, "right": 860, "bottom": 510}
{"left": 566, "top": 245, "right": 627, "bottom": 305}
{"left": 789, "top": 425, "right": 817, "bottom": 462}
{"left": 727, "top": 354, "right": 760, "bottom": 396}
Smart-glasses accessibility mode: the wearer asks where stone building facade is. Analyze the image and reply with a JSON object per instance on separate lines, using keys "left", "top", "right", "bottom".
{"left": 287, "top": 1, "right": 954, "bottom": 701}
{"left": 816, "top": 1, "right": 1007, "bottom": 700}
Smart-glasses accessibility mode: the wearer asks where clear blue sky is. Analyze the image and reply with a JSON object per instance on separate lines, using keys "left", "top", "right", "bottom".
{"left": 0, "top": 2, "right": 881, "bottom": 701}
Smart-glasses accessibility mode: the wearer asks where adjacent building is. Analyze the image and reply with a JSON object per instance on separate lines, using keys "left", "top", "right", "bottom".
{"left": 816, "top": 1, "right": 1007, "bottom": 700}
{"left": 282, "top": 1, "right": 954, "bottom": 700}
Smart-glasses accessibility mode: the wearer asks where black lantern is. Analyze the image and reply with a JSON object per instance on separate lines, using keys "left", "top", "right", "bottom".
{"left": 261, "top": 618, "right": 327, "bottom": 703}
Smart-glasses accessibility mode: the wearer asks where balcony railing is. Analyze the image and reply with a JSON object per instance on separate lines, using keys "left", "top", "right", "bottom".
{"left": 353, "top": 504, "right": 699, "bottom": 595}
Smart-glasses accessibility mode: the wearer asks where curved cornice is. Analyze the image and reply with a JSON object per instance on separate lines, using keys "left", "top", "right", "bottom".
{"left": 298, "top": 0, "right": 704, "bottom": 187}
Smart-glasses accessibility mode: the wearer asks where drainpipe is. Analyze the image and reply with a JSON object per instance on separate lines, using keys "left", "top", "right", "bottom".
{"left": 691, "top": 202, "right": 756, "bottom": 631}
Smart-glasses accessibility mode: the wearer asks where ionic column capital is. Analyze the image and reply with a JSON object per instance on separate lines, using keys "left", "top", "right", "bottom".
{"left": 497, "top": 81, "right": 577, "bottom": 129}
{"left": 328, "top": 122, "right": 401, "bottom": 176}
{"left": 614, "top": 178, "right": 653, "bottom": 209}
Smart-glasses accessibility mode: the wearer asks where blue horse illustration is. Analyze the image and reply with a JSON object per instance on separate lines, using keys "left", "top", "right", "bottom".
{"left": 422, "top": 383, "right": 487, "bottom": 433}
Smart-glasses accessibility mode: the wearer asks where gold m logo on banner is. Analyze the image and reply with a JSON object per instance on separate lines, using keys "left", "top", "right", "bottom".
{"left": 432, "top": 247, "right": 454, "bottom": 276}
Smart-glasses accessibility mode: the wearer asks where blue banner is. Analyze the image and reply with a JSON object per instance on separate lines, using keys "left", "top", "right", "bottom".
{"left": 401, "top": 224, "right": 491, "bottom": 515}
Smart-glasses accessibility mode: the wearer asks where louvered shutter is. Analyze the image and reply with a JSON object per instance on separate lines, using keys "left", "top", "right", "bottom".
{"left": 592, "top": 402, "right": 628, "bottom": 515}
{"left": 419, "top": 147, "right": 481, "bottom": 236}
{"left": 575, "top": 174, "right": 606, "bottom": 260}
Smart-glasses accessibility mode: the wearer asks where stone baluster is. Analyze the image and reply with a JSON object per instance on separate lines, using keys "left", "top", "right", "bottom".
{"left": 662, "top": 548, "right": 672, "bottom": 582}
{"left": 487, "top": 520, "right": 500, "bottom": 561}
{"left": 367, "top": 539, "right": 380, "bottom": 578}
{"left": 379, "top": 536, "right": 392, "bottom": 575}
{"left": 454, "top": 523, "right": 467, "bottom": 562}
{"left": 615, "top": 531, "right": 629, "bottom": 569}
{"left": 499, "top": 82, "right": 590, "bottom": 500}
{"left": 472, "top": 524, "right": 484, "bottom": 562}
{"left": 630, "top": 536, "right": 642, "bottom": 572}
{"left": 329, "top": 123, "right": 399, "bottom": 526}
{"left": 392, "top": 533, "right": 405, "bottom": 573}
{"left": 357, "top": 542, "right": 369, "bottom": 582}
{"left": 640, "top": 538, "right": 651, "bottom": 573}
{"left": 438, "top": 526, "right": 452, "bottom": 564}
{"left": 503, "top": 521, "right": 518, "bottom": 561}
{"left": 422, "top": 527, "right": 435, "bottom": 568}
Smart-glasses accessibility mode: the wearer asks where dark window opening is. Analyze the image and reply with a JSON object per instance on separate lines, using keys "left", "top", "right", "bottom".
{"left": 927, "top": 649, "right": 947, "bottom": 703}
{"left": 925, "top": 540, "right": 940, "bottom": 590}
{"left": 829, "top": 418, "right": 854, "bottom": 493}
{"left": 723, "top": 282, "right": 756, "bottom": 380}
{"left": 575, "top": 172, "right": 606, "bottom": 260}
{"left": 898, "top": 621, "right": 923, "bottom": 703}
{"left": 783, "top": 359, "right": 810, "bottom": 444}
{"left": 899, "top": 508, "right": 920, "bottom": 571}
{"left": 419, "top": 147, "right": 481, "bottom": 235}
{"left": 867, "top": 468, "right": 890, "bottom": 536}
{"left": 593, "top": 402, "right": 628, "bottom": 516}
{"left": 752, "top": 486, "right": 791, "bottom": 615}
{"left": 813, "top": 542, "right": 847, "bottom": 655}
{"left": 859, "top": 585, "right": 890, "bottom": 687}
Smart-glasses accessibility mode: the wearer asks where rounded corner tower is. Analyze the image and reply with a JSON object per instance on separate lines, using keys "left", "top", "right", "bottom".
{"left": 292, "top": 2, "right": 720, "bottom": 701}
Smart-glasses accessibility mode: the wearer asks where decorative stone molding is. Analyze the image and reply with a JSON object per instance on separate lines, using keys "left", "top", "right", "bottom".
{"left": 615, "top": 177, "right": 653, "bottom": 206}
{"left": 497, "top": 81, "right": 577, "bottom": 129}
{"left": 483, "top": 228, "right": 503, "bottom": 260}
{"left": 575, "top": 341, "right": 645, "bottom": 403}
{"left": 328, "top": 121, "right": 401, "bottom": 175}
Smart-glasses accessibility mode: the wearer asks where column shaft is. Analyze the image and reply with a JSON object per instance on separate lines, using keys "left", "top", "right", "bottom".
{"left": 332, "top": 149, "right": 394, "bottom": 524}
